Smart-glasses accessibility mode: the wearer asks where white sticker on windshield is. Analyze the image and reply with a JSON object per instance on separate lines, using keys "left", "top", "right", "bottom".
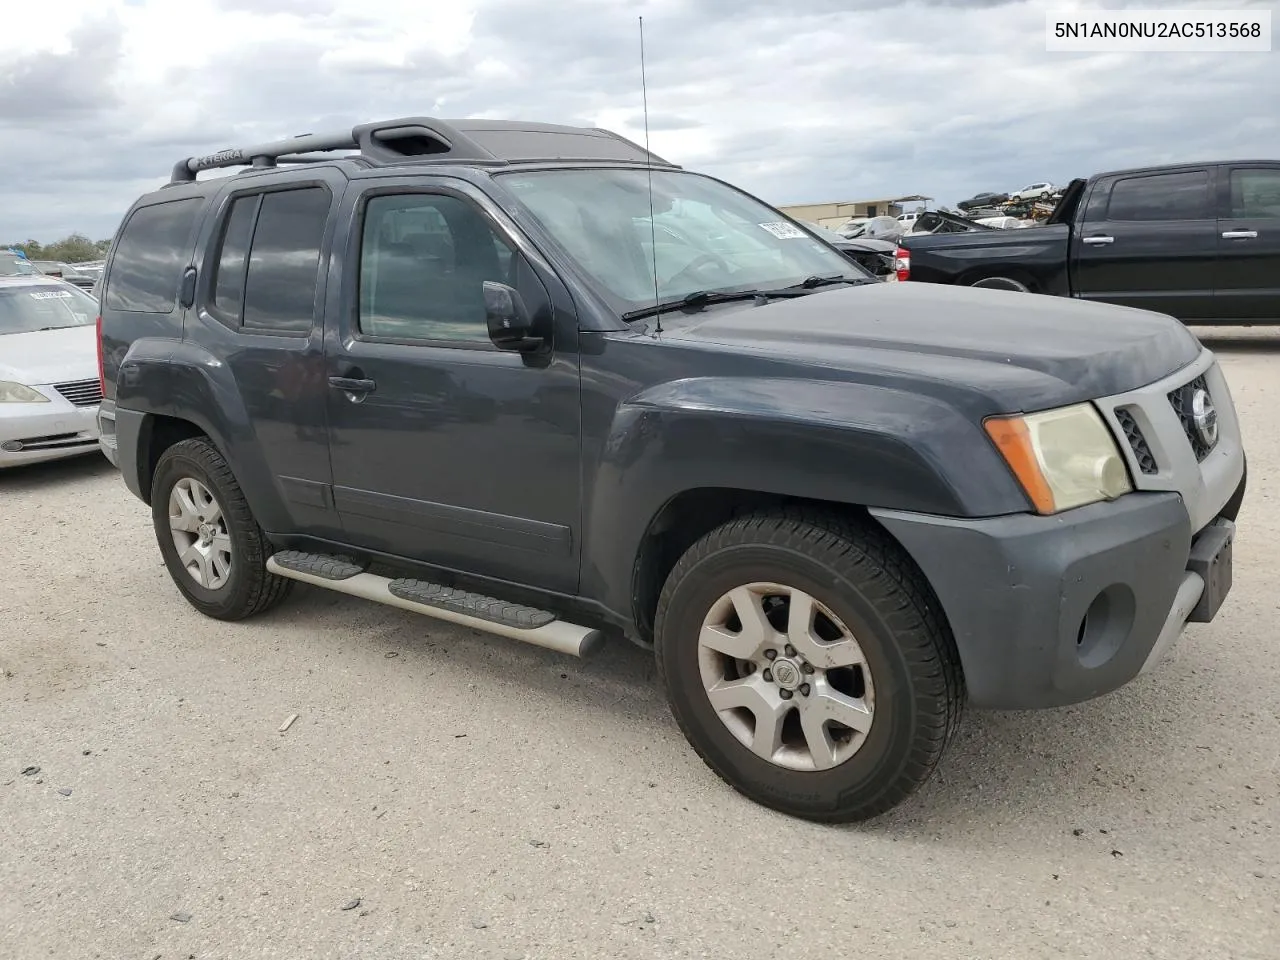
{"left": 758, "top": 221, "right": 807, "bottom": 239}
{"left": 30, "top": 290, "right": 74, "bottom": 300}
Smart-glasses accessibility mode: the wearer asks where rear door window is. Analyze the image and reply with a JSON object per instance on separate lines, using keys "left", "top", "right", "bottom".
{"left": 210, "top": 195, "right": 260, "bottom": 322}
{"left": 1105, "top": 171, "right": 1212, "bottom": 221}
{"left": 242, "top": 188, "right": 330, "bottom": 334}
{"left": 104, "top": 197, "right": 205, "bottom": 312}
{"left": 206, "top": 186, "right": 331, "bottom": 335}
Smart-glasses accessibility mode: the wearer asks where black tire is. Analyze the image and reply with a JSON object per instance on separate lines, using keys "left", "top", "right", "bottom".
{"left": 653, "top": 508, "right": 964, "bottom": 823}
{"left": 970, "top": 275, "right": 1030, "bottom": 292}
{"left": 151, "top": 436, "right": 293, "bottom": 621}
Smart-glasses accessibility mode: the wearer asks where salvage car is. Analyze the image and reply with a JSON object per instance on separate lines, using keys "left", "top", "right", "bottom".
{"left": 1, "top": 251, "right": 38, "bottom": 276}
{"left": 0, "top": 275, "right": 104, "bottom": 467}
{"left": 842, "top": 215, "right": 903, "bottom": 241}
{"left": 1010, "top": 181, "right": 1055, "bottom": 201}
{"left": 31, "top": 260, "right": 98, "bottom": 290}
{"left": 957, "top": 191, "right": 1010, "bottom": 211}
{"left": 96, "top": 116, "right": 1246, "bottom": 823}
{"left": 800, "top": 221, "right": 897, "bottom": 279}
{"left": 898, "top": 160, "right": 1280, "bottom": 323}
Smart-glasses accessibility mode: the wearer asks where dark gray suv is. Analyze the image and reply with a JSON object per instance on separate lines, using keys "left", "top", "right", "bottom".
{"left": 94, "top": 116, "right": 1246, "bottom": 822}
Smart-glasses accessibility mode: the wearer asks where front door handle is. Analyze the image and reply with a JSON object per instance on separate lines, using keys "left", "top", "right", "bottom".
{"left": 1082, "top": 235, "right": 1115, "bottom": 245}
{"left": 1221, "top": 230, "right": 1258, "bottom": 239}
{"left": 328, "top": 376, "right": 376, "bottom": 394}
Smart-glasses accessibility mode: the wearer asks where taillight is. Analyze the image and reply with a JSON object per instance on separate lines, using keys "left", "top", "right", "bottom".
{"left": 96, "top": 315, "right": 106, "bottom": 395}
{"left": 895, "top": 246, "right": 910, "bottom": 282}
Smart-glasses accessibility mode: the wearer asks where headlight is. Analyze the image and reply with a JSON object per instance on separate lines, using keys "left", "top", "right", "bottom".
{"left": 984, "top": 402, "right": 1132, "bottom": 514}
{"left": 0, "top": 381, "right": 50, "bottom": 404}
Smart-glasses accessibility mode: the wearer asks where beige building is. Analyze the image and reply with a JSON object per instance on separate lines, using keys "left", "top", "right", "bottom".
{"left": 778, "top": 195, "right": 933, "bottom": 230}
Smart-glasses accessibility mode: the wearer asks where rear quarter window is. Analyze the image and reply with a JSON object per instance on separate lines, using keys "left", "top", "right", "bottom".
{"left": 104, "top": 197, "right": 205, "bottom": 313}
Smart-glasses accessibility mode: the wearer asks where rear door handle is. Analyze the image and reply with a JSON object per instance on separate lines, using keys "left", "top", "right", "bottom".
{"left": 1221, "top": 230, "right": 1258, "bottom": 239}
{"left": 1082, "top": 235, "right": 1114, "bottom": 245}
{"left": 328, "top": 376, "right": 376, "bottom": 394}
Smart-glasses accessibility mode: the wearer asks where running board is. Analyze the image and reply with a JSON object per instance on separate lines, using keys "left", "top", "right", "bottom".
{"left": 265, "top": 551, "right": 604, "bottom": 658}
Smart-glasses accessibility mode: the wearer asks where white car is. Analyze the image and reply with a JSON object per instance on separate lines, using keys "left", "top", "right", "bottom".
{"left": 834, "top": 217, "right": 869, "bottom": 237}
{"left": 0, "top": 276, "right": 104, "bottom": 468}
{"left": 1010, "top": 182, "right": 1055, "bottom": 202}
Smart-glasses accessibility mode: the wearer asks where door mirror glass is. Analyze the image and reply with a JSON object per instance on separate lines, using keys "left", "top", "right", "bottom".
{"left": 484, "top": 281, "right": 538, "bottom": 349}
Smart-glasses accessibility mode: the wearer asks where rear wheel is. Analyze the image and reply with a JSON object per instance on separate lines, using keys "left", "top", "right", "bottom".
{"left": 654, "top": 509, "right": 964, "bottom": 822}
{"left": 151, "top": 437, "right": 293, "bottom": 620}
{"left": 970, "top": 275, "right": 1030, "bottom": 292}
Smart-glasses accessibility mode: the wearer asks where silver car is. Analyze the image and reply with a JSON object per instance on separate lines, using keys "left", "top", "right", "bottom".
{"left": 0, "top": 276, "right": 104, "bottom": 468}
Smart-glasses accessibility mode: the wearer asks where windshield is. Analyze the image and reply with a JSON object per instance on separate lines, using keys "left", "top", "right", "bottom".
{"left": 497, "top": 168, "right": 863, "bottom": 313}
{"left": 0, "top": 283, "right": 99, "bottom": 335}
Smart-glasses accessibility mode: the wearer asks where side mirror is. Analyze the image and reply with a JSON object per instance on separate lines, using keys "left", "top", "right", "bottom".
{"left": 484, "top": 281, "right": 541, "bottom": 351}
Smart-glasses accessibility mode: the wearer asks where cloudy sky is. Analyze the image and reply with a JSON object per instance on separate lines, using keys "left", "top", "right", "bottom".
{"left": 1, "top": 0, "right": 1276, "bottom": 243}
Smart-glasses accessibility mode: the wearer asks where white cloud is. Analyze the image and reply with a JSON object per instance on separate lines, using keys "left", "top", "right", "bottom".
{"left": 1, "top": 0, "right": 1276, "bottom": 242}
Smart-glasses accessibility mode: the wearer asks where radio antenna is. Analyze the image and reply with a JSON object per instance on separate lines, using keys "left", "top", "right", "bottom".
{"left": 639, "top": 15, "right": 662, "bottom": 335}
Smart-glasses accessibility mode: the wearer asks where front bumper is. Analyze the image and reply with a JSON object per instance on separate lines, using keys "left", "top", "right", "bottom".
{"left": 0, "top": 397, "right": 101, "bottom": 468}
{"left": 872, "top": 486, "right": 1241, "bottom": 710}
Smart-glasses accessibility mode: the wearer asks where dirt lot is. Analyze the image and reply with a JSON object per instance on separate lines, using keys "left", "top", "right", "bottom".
{"left": 1, "top": 329, "right": 1277, "bottom": 960}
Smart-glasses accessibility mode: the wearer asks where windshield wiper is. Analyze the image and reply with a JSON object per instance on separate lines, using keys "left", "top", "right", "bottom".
{"left": 621, "top": 279, "right": 869, "bottom": 322}
{"left": 622, "top": 289, "right": 769, "bottom": 321}
{"left": 791, "top": 275, "right": 875, "bottom": 289}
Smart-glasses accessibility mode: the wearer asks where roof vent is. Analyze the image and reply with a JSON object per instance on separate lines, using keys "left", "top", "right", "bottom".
{"left": 373, "top": 131, "right": 452, "bottom": 157}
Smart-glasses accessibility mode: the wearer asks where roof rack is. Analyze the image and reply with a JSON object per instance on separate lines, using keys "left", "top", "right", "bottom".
{"left": 168, "top": 116, "right": 679, "bottom": 183}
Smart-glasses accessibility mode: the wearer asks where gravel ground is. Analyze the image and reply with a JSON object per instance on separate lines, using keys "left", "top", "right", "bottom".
{"left": 1, "top": 329, "right": 1277, "bottom": 960}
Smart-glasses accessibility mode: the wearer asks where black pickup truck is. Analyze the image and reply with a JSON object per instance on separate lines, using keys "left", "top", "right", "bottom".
{"left": 899, "top": 160, "right": 1280, "bottom": 324}
{"left": 95, "top": 118, "right": 1247, "bottom": 823}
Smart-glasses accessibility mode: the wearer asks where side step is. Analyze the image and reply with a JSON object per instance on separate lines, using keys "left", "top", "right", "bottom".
{"left": 266, "top": 551, "right": 604, "bottom": 658}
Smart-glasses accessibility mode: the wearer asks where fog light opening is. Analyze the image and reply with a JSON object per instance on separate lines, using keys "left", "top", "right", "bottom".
{"left": 1076, "top": 584, "right": 1137, "bottom": 669}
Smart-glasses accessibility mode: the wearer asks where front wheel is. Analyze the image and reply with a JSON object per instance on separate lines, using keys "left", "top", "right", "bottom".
{"left": 654, "top": 509, "right": 964, "bottom": 822}
{"left": 151, "top": 437, "right": 293, "bottom": 620}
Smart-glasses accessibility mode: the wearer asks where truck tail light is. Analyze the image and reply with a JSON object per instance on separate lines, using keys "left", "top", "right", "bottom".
{"left": 96, "top": 315, "right": 106, "bottom": 395}
{"left": 895, "top": 246, "right": 911, "bottom": 282}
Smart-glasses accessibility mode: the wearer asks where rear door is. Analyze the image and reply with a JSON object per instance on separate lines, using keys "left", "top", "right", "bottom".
{"left": 1071, "top": 167, "right": 1218, "bottom": 320}
{"left": 185, "top": 167, "right": 348, "bottom": 537}
{"left": 1214, "top": 163, "right": 1280, "bottom": 322}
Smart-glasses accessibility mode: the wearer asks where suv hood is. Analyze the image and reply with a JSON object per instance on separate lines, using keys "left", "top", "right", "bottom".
{"left": 0, "top": 325, "right": 99, "bottom": 386}
{"left": 661, "top": 281, "right": 1203, "bottom": 413}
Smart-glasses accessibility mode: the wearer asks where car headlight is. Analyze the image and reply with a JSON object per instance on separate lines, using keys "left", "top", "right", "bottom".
{"left": 984, "top": 402, "right": 1132, "bottom": 514}
{"left": 0, "top": 381, "right": 50, "bottom": 403}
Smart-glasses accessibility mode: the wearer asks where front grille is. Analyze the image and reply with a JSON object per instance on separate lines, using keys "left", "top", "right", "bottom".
{"left": 1114, "top": 408, "right": 1158, "bottom": 474}
{"left": 53, "top": 378, "right": 103, "bottom": 407}
{"left": 1167, "top": 374, "right": 1217, "bottom": 461}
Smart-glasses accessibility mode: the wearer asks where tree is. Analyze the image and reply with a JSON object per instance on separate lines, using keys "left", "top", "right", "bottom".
{"left": 5, "top": 233, "right": 106, "bottom": 263}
